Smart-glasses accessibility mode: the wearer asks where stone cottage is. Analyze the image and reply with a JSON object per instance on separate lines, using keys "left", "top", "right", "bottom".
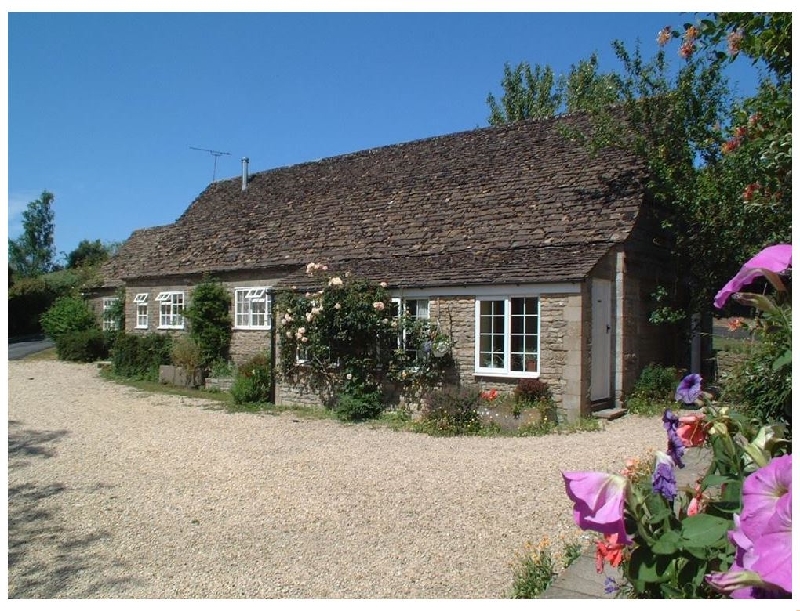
{"left": 92, "top": 111, "right": 680, "bottom": 420}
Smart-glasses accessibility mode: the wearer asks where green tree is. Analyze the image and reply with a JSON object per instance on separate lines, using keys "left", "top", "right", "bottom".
{"left": 183, "top": 277, "right": 232, "bottom": 369}
{"left": 66, "top": 239, "right": 112, "bottom": 269}
{"left": 8, "top": 190, "right": 56, "bottom": 277}
{"left": 487, "top": 62, "right": 560, "bottom": 125}
{"left": 486, "top": 54, "right": 620, "bottom": 125}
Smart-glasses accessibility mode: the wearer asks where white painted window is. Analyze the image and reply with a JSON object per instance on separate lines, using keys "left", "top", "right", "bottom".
{"left": 133, "top": 293, "right": 148, "bottom": 329}
{"left": 155, "top": 291, "right": 185, "bottom": 329}
{"left": 475, "top": 297, "right": 540, "bottom": 376}
{"left": 102, "top": 298, "right": 119, "bottom": 331}
{"left": 391, "top": 297, "right": 430, "bottom": 360}
{"left": 234, "top": 287, "right": 271, "bottom": 329}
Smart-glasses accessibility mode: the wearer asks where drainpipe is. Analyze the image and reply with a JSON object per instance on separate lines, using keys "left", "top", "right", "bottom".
{"left": 268, "top": 288, "right": 276, "bottom": 404}
{"left": 241, "top": 157, "right": 249, "bottom": 191}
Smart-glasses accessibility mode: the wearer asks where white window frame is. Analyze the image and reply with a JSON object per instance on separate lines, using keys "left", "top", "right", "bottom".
{"left": 102, "top": 298, "right": 119, "bottom": 331}
{"left": 234, "top": 287, "right": 272, "bottom": 330}
{"left": 155, "top": 291, "right": 185, "bottom": 329}
{"left": 133, "top": 293, "right": 149, "bottom": 329}
{"left": 391, "top": 297, "right": 430, "bottom": 360}
{"left": 474, "top": 296, "right": 540, "bottom": 378}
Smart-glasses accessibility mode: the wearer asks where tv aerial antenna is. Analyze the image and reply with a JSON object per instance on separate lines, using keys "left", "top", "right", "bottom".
{"left": 189, "top": 146, "right": 231, "bottom": 182}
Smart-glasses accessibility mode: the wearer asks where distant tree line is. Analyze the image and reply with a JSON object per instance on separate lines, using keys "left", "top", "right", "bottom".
{"left": 8, "top": 190, "right": 121, "bottom": 337}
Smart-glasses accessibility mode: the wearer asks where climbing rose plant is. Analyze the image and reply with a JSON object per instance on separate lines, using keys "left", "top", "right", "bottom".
{"left": 561, "top": 243, "right": 792, "bottom": 598}
{"left": 276, "top": 264, "right": 452, "bottom": 414}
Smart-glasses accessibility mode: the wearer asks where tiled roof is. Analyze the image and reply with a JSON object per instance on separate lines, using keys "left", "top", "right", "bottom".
{"left": 101, "top": 111, "right": 647, "bottom": 288}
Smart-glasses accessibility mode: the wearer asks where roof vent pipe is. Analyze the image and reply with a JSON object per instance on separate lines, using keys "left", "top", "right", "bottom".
{"left": 241, "top": 157, "right": 249, "bottom": 191}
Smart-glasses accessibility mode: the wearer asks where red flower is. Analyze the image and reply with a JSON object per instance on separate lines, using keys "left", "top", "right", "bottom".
{"left": 480, "top": 389, "right": 498, "bottom": 402}
{"left": 679, "top": 41, "right": 695, "bottom": 59}
{"left": 677, "top": 414, "right": 707, "bottom": 448}
{"left": 743, "top": 183, "right": 761, "bottom": 202}
{"left": 595, "top": 533, "right": 626, "bottom": 572}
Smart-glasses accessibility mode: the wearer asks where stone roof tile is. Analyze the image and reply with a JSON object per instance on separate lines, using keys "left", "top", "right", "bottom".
{"left": 100, "top": 111, "right": 647, "bottom": 287}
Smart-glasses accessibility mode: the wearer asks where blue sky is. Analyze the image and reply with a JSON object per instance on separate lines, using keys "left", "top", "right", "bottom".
{"left": 7, "top": 8, "right": 765, "bottom": 262}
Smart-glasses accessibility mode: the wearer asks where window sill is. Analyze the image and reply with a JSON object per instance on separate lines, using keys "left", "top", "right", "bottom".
{"left": 233, "top": 326, "right": 271, "bottom": 331}
{"left": 134, "top": 325, "right": 148, "bottom": 330}
{"left": 474, "top": 370, "right": 540, "bottom": 379}
{"left": 157, "top": 326, "right": 185, "bottom": 330}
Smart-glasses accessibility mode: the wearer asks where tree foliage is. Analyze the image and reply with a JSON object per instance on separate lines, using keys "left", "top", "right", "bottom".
{"left": 484, "top": 12, "right": 792, "bottom": 320}
{"left": 66, "top": 239, "right": 113, "bottom": 269}
{"left": 486, "top": 53, "right": 620, "bottom": 125}
{"left": 8, "top": 190, "right": 56, "bottom": 277}
{"left": 183, "top": 277, "right": 232, "bottom": 369}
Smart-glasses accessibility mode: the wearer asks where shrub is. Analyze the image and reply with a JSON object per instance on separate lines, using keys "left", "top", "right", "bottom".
{"left": 112, "top": 332, "right": 173, "bottom": 381}
{"left": 722, "top": 339, "right": 791, "bottom": 425}
{"left": 170, "top": 335, "right": 204, "bottom": 370}
{"left": 40, "top": 295, "right": 98, "bottom": 341}
{"left": 515, "top": 378, "right": 552, "bottom": 404}
{"left": 184, "top": 278, "right": 232, "bottom": 368}
{"left": 419, "top": 384, "right": 483, "bottom": 435}
{"left": 230, "top": 353, "right": 272, "bottom": 405}
{"left": 209, "top": 358, "right": 236, "bottom": 378}
{"left": 510, "top": 544, "right": 557, "bottom": 599}
{"left": 631, "top": 363, "right": 680, "bottom": 400}
{"left": 332, "top": 388, "right": 383, "bottom": 421}
{"left": 55, "top": 328, "right": 109, "bottom": 362}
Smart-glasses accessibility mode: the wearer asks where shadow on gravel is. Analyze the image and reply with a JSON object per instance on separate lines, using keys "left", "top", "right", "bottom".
{"left": 8, "top": 422, "right": 137, "bottom": 598}
{"left": 8, "top": 420, "right": 70, "bottom": 464}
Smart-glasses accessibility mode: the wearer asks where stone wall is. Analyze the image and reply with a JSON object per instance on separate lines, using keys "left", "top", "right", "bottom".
{"left": 119, "top": 272, "right": 281, "bottom": 366}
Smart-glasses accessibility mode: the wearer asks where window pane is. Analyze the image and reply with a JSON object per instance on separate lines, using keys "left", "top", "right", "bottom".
{"left": 510, "top": 297, "right": 538, "bottom": 372}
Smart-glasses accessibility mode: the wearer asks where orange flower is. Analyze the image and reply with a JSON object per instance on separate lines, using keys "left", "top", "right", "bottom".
{"left": 677, "top": 414, "right": 707, "bottom": 447}
{"left": 595, "top": 533, "right": 626, "bottom": 572}
{"left": 657, "top": 26, "right": 671, "bottom": 46}
{"left": 727, "top": 317, "right": 744, "bottom": 332}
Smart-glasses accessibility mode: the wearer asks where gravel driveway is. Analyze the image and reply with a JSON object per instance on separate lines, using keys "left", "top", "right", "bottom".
{"left": 8, "top": 360, "right": 666, "bottom": 599}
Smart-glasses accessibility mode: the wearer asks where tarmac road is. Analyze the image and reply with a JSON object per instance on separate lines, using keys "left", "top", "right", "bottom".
{"left": 7, "top": 336, "right": 55, "bottom": 360}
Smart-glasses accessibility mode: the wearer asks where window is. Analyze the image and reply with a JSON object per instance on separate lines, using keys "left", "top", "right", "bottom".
{"left": 234, "top": 287, "right": 272, "bottom": 329}
{"left": 133, "top": 293, "right": 148, "bottom": 329}
{"left": 102, "top": 298, "right": 119, "bottom": 331}
{"left": 155, "top": 291, "right": 185, "bottom": 329}
{"left": 391, "top": 297, "right": 430, "bottom": 361}
{"left": 475, "top": 297, "right": 540, "bottom": 375}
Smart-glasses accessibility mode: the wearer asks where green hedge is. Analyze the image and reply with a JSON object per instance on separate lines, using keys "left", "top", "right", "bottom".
{"left": 112, "top": 333, "right": 173, "bottom": 381}
{"left": 55, "top": 328, "right": 109, "bottom": 362}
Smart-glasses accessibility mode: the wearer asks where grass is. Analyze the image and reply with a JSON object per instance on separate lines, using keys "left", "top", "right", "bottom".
{"left": 22, "top": 347, "right": 58, "bottom": 361}
{"left": 33, "top": 355, "right": 609, "bottom": 437}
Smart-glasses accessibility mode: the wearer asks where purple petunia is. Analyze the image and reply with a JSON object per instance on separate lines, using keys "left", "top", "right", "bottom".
{"left": 652, "top": 451, "right": 677, "bottom": 501}
{"left": 675, "top": 373, "right": 702, "bottom": 405}
{"left": 662, "top": 409, "right": 686, "bottom": 468}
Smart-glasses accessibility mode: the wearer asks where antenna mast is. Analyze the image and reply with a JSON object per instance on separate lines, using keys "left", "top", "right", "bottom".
{"left": 189, "top": 146, "right": 231, "bottom": 182}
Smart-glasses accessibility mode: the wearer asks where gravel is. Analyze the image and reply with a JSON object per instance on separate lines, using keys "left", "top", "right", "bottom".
{"left": 8, "top": 360, "right": 667, "bottom": 599}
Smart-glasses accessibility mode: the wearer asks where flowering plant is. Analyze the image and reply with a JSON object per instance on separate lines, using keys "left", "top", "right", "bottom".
{"left": 562, "top": 244, "right": 792, "bottom": 598}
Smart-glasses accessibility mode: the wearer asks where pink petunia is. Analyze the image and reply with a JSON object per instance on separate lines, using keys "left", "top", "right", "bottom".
{"left": 714, "top": 244, "right": 792, "bottom": 309}
{"left": 562, "top": 471, "right": 632, "bottom": 545}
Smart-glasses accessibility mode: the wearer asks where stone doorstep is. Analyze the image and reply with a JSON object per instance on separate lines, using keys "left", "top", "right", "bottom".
{"left": 593, "top": 407, "right": 627, "bottom": 420}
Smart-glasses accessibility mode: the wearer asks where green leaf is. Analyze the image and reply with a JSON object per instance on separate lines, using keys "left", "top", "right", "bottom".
{"left": 652, "top": 530, "right": 681, "bottom": 555}
{"left": 628, "top": 547, "right": 674, "bottom": 584}
{"left": 681, "top": 514, "right": 731, "bottom": 547}
{"left": 772, "top": 348, "right": 791, "bottom": 371}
